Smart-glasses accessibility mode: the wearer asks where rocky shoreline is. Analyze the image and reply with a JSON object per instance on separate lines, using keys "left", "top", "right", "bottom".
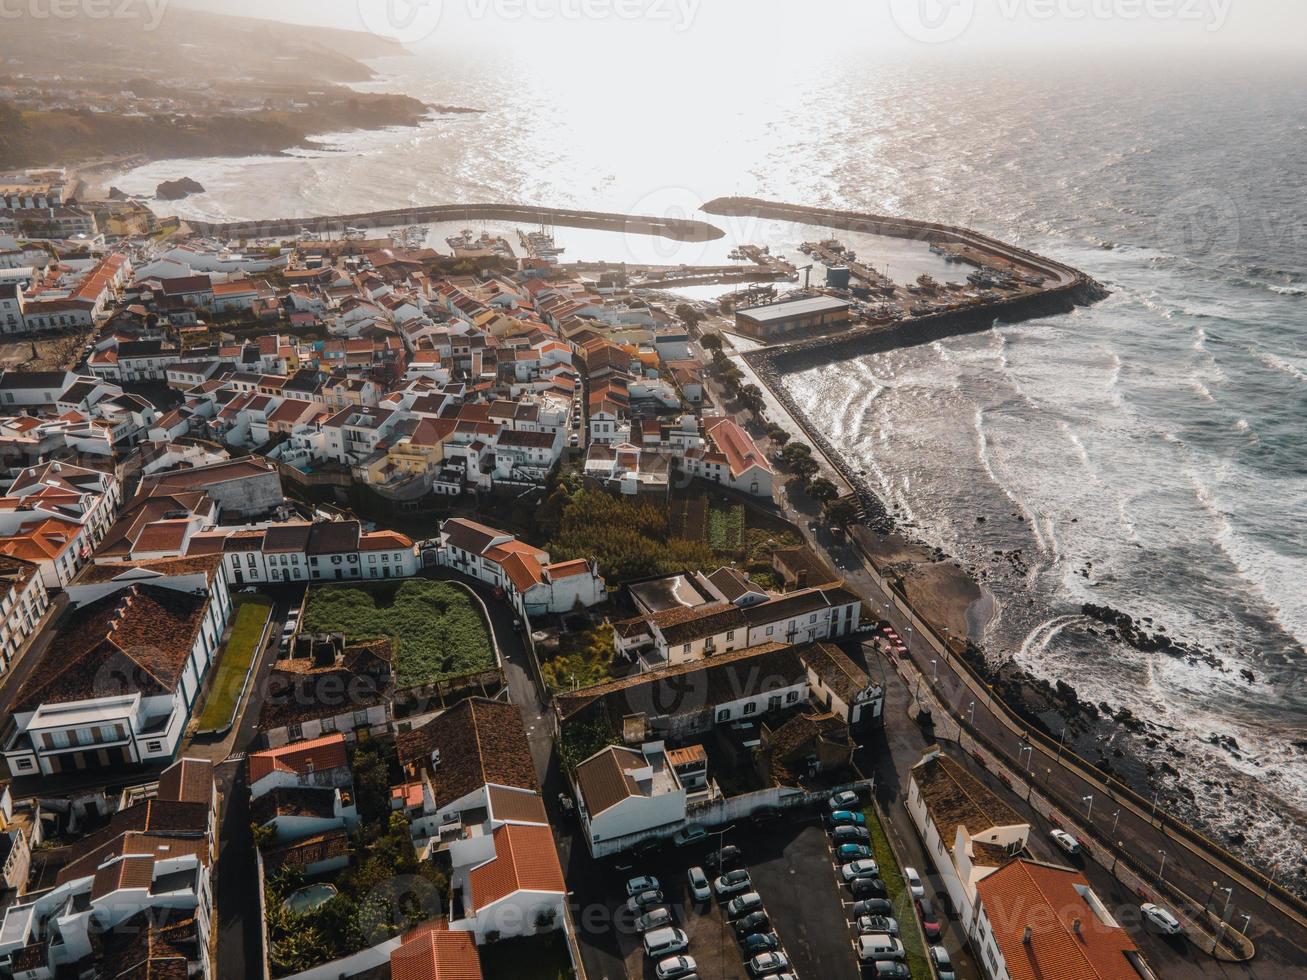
{"left": 740, "top": 299, "right": 1302, "bottom": 896}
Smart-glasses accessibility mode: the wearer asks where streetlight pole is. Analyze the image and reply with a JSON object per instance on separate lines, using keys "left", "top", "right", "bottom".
{"left": 968, "top": 700, "right": 975, "bottom": 728}
{"left": 1111, "top": 809, "right": 1121, "bottom": 836}
{"left": 1057, "top": 725, "right": 1066, "bottom": 761}
{"left": 1158, "top": 849, "right": 1167, "bottom": 882}
{"left": 1240, "top": 914, "right": 1251, "bottom": 936}
{"left": 930, "top": 659, "right": 937, "bottom": 682}
{"left": 1221, "top": 887, "right": 1234, "bottom": 924}
{"left": 1083, "top": 795, "right": 1093, "bottom": 822}
{"left": 1019, "top": 744, "right": 1033, "bottom": 771}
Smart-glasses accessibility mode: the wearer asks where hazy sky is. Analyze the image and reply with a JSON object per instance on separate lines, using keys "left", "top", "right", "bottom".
{"left": 174, "top": 0, "right": 1307, "bottom": 54}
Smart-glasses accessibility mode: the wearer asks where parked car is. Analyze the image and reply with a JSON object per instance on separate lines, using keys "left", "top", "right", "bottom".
{"left": 857, "top": 915, "right": 900, "bottom": 937}
{"left": 842, "top": 859, "right": 881, "bottom": 882}
{"left": 929, "top": 945, "right": 956, "bottom": 980}
{"left": 727, "top": 892, "right": 764, "bottom": 919}
{"left": 673, "top": 824, "right": 708, "bottom": 847}
{"left": 832, "top": 825, "right": 870, "bottom": 845}
{"left": 1050, "top": 829, "right": 1083, "bottom": 856}
{"left": 733, "top": 911, "right": 771, "bottom": 938}
{"left": 655, "top": 955, "right": 697, "bottom": 980}
{"left": 838, "top": 843, "right": 873, "bottom": 861}
{"left": 916, "top": 897, "right": 942, "bottom": 941}
{"left": 903, "top": 867, "right": 925, "bottom": 899}
{"left": 850, "top": 877, "right": 888, "bottom": 900}
{"left": 852, "top": 898, "right": 895, "bottom": 917}
{"left": 829, "top": 790, "right": 860, "bottom": 810}
{"left": 627, "top": 889, "right": 665, "bottom": 913}
{"left": 714, "top": 869, "right": 752, "bottom": 897}
{"left": 687, "top": 867, "right": 711, "bottom": 903}
{"left": 747, "top": 951, "right": 790, "bottom": 977}
{"left": 872, "top": 962, "right": 911, "bottom": 979}
{"left": 705, "top": 844, "right": 743, "bottom": 872}
{"left": 626, "top": 875, "right": 660, "bottom": 897}
{"left": 636, "top": 908, "right": 673, "bottom": 934}
{"left": 830, "top": 810, "right": 866, "bottom": 827}
{"left": 740, "top": 932, "right": 780, "bottom": 955}
{"left": 1141, "top": 903, "right": 1183, "bottom": 935}
{"left": 644, "top": 927, "right": 690, "bottom": 959}
{"left": 751, "top": 806, "right": 783, "bottom": 825}
{"left": 856, "top": 934, "right": 906, "bottom": 963}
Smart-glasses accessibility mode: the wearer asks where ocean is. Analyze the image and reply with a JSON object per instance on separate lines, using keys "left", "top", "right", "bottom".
{"left": 110, "top": 45, "right": 1307, "bottom": 887}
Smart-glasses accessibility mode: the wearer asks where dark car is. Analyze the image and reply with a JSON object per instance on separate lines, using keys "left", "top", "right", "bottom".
{"left": 852, "top": 898, "right": 895, "bottom": 917}
{"left": 872, "top": 963, "right": 911, "bottom": 979}
{"left": 734, "top": 911, "right": 771, "bottom": 938}
{"left": 851, "top": 876, "right": 888, "bottom": 900}
{"left": 832, "top": 825, "right": 870, "bottom": 845}
{"left": 705, "top": 844, "right": 743, "bottom": 872}
{"left": 740, "top": 931, "right": 780, "bottom": 955}
{"left": 917, "top": 897, "right": 942, "bottom": 941}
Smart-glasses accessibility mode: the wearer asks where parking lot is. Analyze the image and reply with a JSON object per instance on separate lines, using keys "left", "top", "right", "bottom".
{"left": 576, "top": 806, "right": 868, "bottom": 980}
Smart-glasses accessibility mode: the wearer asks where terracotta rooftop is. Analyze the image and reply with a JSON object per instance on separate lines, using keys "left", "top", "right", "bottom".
{"left": 975, "top": 859, "right": 1141, "bottom": 980}
{"left": 248, "top": 732, "right": 349, "bottom": 784}
{"left": 390, "top": 921, "right": 483, "bottom": 980}
{"left": 468, "top": 823, "right": 565, "bottom": 909}
{"left": 14, "top": 583, "right": 211, "bottom": 712}
{"left": 801, "top": 643, "right": 873, "bottom": 704}
{"left": 396, "top": 698, "right": 538, "bottom": 812}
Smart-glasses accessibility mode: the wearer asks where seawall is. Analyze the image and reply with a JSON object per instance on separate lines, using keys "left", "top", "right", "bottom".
{"left": 188, "top": 203, "right": 726, "bottom": 243}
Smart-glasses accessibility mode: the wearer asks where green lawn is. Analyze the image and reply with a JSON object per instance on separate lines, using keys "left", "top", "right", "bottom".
{"left": 300, "top": 580, "right": 494, "bottom": 686}
{"left": 864, "top": 805, "right": 931, "bottom": 979}
{"left": 196, "top": 594, "right": 272, "bottom": 731}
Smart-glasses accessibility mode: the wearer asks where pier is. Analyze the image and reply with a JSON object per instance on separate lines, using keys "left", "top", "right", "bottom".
{"left": 186, "top": 202, "right": 726, "bottom": 244}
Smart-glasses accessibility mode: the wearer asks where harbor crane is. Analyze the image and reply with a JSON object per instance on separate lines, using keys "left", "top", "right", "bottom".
{"left": 797, "top": 263, "right": 813, "bottom": 289}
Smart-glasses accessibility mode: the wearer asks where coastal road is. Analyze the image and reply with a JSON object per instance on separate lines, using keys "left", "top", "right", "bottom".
{"left": 809, "top": 521, "right": 1307, "bottom": 976}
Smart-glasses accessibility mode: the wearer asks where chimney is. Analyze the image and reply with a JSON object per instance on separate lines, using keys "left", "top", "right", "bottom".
{"left": 1022, "top": 926, "right": 1033, "bottom": 946}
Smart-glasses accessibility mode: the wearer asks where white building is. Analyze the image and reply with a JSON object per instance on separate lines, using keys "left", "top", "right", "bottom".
{"left": 433, "top": 518, "right": 606, "bottom": 620}
{"left": 574, "top": 742, "right": 688, "bottom": 858}
{"left": 1, "top": 557, "right": 231, "bottom": 778}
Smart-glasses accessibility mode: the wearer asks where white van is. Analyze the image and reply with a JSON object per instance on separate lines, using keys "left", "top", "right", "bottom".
{"left": 857, "top": 934, "right": 905, "bottom": 963}
{"left": 644, "top": 927, "right": 689, "bottom": 959}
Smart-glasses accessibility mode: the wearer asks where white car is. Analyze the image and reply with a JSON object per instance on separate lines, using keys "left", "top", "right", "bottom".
{"left": 903, "top": 867, "right": 925, "bottom": 899}
{"left": 687, "top": 867, "right": 711, "bottom": 903}
{"left": 829, "top": 790, "right": 860, "bottom": 811}
{"left": 841, "top": 859, "right": 881, "bottom": 882}
{"left": 714, "top": 869, "right": 752, "bottom": 897}
{"left": 1050, "top": 829, "right": 1083, "bottom": 856}
{"left": 626, "top": 875, "right": 660, "bottom": 897}
{"left": 1141, "top": 903, "right": 1183, "bottom": 935}
{"left": 748, "top": 951, "right": 790, "bottom": 977}
{"left": 655, "top": 954, "right": 697, "bottom": 980}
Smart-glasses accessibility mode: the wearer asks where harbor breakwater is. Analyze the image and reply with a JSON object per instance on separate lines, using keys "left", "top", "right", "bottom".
{"left": 187, "top": 203, "right": 726, "bottom": 243}
{"left": 723, "top": 197, "right": 1107, "bottom": 526}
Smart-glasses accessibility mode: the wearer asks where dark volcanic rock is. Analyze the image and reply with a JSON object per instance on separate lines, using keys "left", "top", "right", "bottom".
{"left": 156, "top": 177, "right": 205, "bottom": 200}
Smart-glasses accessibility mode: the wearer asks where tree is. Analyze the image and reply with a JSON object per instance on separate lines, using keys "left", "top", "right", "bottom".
{"left": 780, "top": 442, "right": 812, "bottom": 467}
{"left": 807, "top": 477, "right": 839, "bottom": 503}
{"left": 791, "top": 457, "right": 819, "bottom": 481}
{"left": 765, "top": 423, "right": 791, "bottom": 446}
{"left": 737, "top": 383, "right": 765, "bottom": 414}
{"left": 675, "top": 303, "right": 704, "bottom": 328}
{"left": 700, "top": 333, "right": 723, "bottom": 352}
{"left": 826, "top": 498, "right": 860, "bottom": 527}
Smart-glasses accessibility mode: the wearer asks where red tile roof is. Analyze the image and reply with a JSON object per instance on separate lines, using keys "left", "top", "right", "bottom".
{"left": 391, "top": 921, "right": 483, "bottom": 980}
{"left": 248, "top": 733, "right": 348, "bottom": 783}
{"left": 468, "top": 824, "right": 565, "bottom": 909}
{"left": 975, "top": 859, "right": 1141, "bottom": 980}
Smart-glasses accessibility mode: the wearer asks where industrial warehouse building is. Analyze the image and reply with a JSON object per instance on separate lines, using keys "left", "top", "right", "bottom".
{"left": 734, "top": 295, "right": 853, "bottom": 340}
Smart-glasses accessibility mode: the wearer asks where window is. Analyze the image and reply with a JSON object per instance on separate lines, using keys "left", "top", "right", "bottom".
{"left": 743, "top": 702, "right": 756, "bottom": 715}
{"left": 321, "top": 716, "right": 337, "bottom": 733}
{"left": 768, "top": 695, "right": 781, "bottom": 710}
{"left": 146, "top": 740, "right": 163, "bottom": 753}
{"left": 369, "top": 555, "right": 377, "bottom": 563}
{"left": 332, "top": 555, "right": 343, "bottom": 565}
{"left": 765, "top": 626, "right": 774, "bottom": 636}
{"left": 716, "top": 709, "right": 731, "bottom": 722}
{"left": 810, "top": 614, "right": 817, "bottom": 623}
{"left": 786, "top": 691, "right": 799, "bottom": 703}
{"left": 15, "top": 759, "right": 32, "bottom": 770}
{"left": 353, "top": 709, "right": 370, "bottom": 725}
{"left": 288, "top": 723, "right": 303, "bottom": 741}
{"left": 683, "top": 644, "right": 691, "bottom": 655}
{"left": 726, "top": 630, "right": 735, "bottom": 641}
